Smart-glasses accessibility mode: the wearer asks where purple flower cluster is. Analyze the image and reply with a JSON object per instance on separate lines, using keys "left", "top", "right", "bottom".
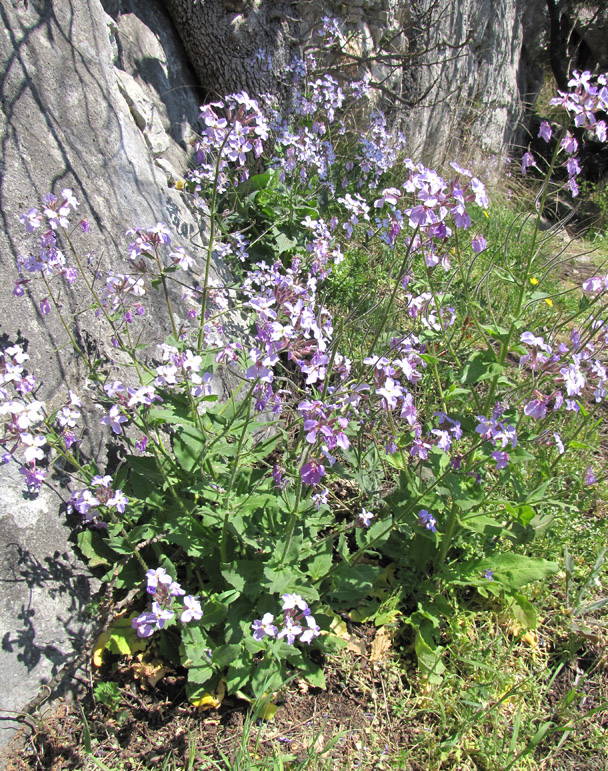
{"left": 0, "top": 345, "right": 50, "bottom": 492}
{"left": 251, "top": 593, "right": 321, "bottom": 646}
{"left": 528, "top": 70, "right": 608, "bottom": 196}
{"left": 190, "top": 93, "right": 270, "bottom": 194}
{"left": 132, "top": 567, "right": 203, "bottom": 638}
{"left": 519, "top": 326, "right": 608, "bottom": 418}
{"left": 475, "top": 403, "right": 518, "bottom": 470}
{"left": 69, "top": 474, "right": 129, "bottom": 523}
{"left": 14, "top": 190, "right": 79, "bottom": 299}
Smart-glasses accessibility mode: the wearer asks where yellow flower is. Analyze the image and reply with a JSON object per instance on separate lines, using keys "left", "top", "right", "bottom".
{"left": 545, "top": 298, "right": 553, "bottom": 307}
{"left": 530, "top": 277, "right": 539, "bottom": 285}
{"left": 483, "top": 210, "right": 489, "bottom": 219}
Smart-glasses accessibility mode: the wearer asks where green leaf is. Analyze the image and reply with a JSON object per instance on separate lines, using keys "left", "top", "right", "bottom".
{"left": 411, "top": 620, "right": 445, "bottom": 685}
{"left": 222, "top": 561, "right": 264, "bottom": 600}
{"left": 77, "top": 530, "right": 119, "bottom": 568}
{"left": 307, "top": 542, "right": 333, "bottom": 581}
{"left": 510, "top": 592, "right": 537, "bottom": 628}
{"left": 105, "top": 614, "right": 147, "bottom": 656}
{"left": 477, "top": 553, "right": 558, "bottom": 591}
{"left": 460, "top": 351, "right": 505, "bottom": 385}
{"left": 173, "top": 424, "right": 206, "bottom": 473}
{"left": 459, "top": 514, "right": 511, "bottom": 537}
{"left": 212, "top": 643, "right": 241, "bottom": 670}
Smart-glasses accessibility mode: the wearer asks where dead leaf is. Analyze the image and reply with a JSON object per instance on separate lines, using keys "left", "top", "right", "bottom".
{"left": 131, "top": 655, "right": 172, "bottom": 687}
{"left": 330, "top": 615, "right": 367, "bottom": 656}
{"left": 370, "top": 626, "right": 392, "bottom": 662}
{"left": 346, "top": 637, "right": 367, "bottom": 656}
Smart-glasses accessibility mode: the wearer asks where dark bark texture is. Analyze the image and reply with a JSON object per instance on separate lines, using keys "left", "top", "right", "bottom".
{"left": 165, "top": 0, "right": 297, "bottom": 99}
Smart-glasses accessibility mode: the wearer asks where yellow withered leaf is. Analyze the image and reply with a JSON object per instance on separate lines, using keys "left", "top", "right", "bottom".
{"left": 92, "top": 630, "right": 112, "bottom": 668}
{"left": 258, "top": 701, "right": 278, "bottom": 721}
{"left": 92, "top": 612, "right": 147, "bottom": 667}
{"left": 190, "top": 679, "right": 226, "bottom": 711}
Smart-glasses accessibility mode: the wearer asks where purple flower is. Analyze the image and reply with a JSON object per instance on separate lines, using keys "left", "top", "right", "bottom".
{"left": 300, "top": 457, "right": 325, "bottom": 485}
{"left": 560, "top": 132, "right": 578, "bottom": 155}
{"left": 300, "top": 614, "right": 321, "bottom": 644}
{"left": 108, "top": 489, "right": 129, "bottom": 513}
{"left": 100, "top": 405, "right": 128, "bottom": 434}
{"left": 491, "top": 450, "right": 509, "bottom": 470}
{"left": 181, "top": 595, "right": 203, "bottom": 624}
{"left": 585, "top": 466, "right": 597, "bottom": 486}
{"left": 524, "top": 395, "right": 548, "bottom": 420}
{"left": 538, "top": 121, "right": 552, "bottom": 142}
{"left": 145, "top": 567, "right": 172, "bottom": 594}
{"left": 135, "top": 435, "right": 148, "bottom": 453}
{"left": 521, "top": 152, "right": 537, "bottom": 175}
{"left": 277, "top": 616, "right": 302, "bottom": 645}
{"left": 471, "top": 234, "right": 487, "bottom": 253}
{"left": 484, "top": 569, "right": 494, "bottom": 581}
{"left": 358, "top": 508, "right": 374, "bottom": 527}
{"left": 282, "top": 593, "right": 308, "bottom": 612}
{"left": 39, "top": 297, "right": 51, "bottom": 315}
{"left": 252, "top": 613, "right": 278, "bottom": 641}
{"left": 418, "top": 509, "right": 437, "bottom": 533}
{"left": 18, "top": 464, "right": 46, "bottom": 493}
{"left": 132, "top": 611, "right": 158, "bottom": 638}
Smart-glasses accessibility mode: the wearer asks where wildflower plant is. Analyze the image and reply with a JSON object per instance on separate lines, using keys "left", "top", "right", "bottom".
{"left": 4, "top": 50, "right": 608, "bottom": 699}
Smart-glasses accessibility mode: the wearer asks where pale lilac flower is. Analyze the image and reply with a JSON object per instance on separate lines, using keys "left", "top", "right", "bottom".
{"left": 145, "top": 567, "right": 172, "bottom": 594}
{"left": 524, "top": 395, "right": 548, "bottom": 420}
{"left": 277, "top": 616, "right": 302, "bottom": 645}
{"left": 151, "top": 601, "right": 174, "bottom": 629}
{"left": 300, "top": 615, "right": 321, "bottom": 644}
{"left": 181, "top": 595, "right": 203, "bottom": 624}
{"left": 282, "top": 593, "right": 308, "bottom": 612}
{"left": 170, "top": 247, "right": 196, "bottom": 271}
{"left": 91, "top": 474, "right": 113, "bottom": 488}
{"left": 538, "top": 121, "right": 552, "bottom": 142}
{"left": 252, "top": 613, "right": 278, "bottom": 641}
{"left": 554, "top": 433, "right": 565, "bottom": 455}
{"left": 19, "top": 208, "right": 42, "bottom": 232}
{"left": 358, "top": 508, "right": 374, "bottom": 527}
{"left": 312, "top": 488, "right": 329, "bottom": 509}
{"left": 521, "top": 152, "right": 537, "bottom": 175}
{"left": 491, "top": 450, "right": 509, "bottom": 469}
{"left": 471, "top": 234, "right": 487, "bottom": 253}
{"left": 561, "top": 132, "right": 578, "bottom": 155}
{"left": 108, "top": 489, "right": 129, "bottom": 513}
{"left": 100, "top": 404, "right": 128, "bottom": 434}
{"left": 585, "top": 467, "right": 597, "bottom": 485}
{"left": 582, "top": 276, "right": 605, "bottom": 294}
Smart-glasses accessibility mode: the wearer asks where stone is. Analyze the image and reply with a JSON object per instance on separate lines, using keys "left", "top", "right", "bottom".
{"left": 0, "top": 0, "right": 211, "bottom": 749}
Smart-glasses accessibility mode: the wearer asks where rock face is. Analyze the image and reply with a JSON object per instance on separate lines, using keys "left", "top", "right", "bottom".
{"left": 164, "top": 0, "right": 550, "bottom": 170}
{"left": 394, "top": 0, "right": 549, "bottom": 169}
{"left": 0, "top": 0, "right": 209, "bottom": 748}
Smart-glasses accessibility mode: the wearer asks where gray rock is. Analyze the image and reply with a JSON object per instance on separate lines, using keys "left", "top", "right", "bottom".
{"left": 0, "top": 0, "right": 211, "bottom": 748}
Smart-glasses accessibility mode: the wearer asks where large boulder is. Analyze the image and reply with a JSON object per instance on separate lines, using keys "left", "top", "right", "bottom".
{"left": 0, "top": 0, "right": 210, "bottom": 748}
